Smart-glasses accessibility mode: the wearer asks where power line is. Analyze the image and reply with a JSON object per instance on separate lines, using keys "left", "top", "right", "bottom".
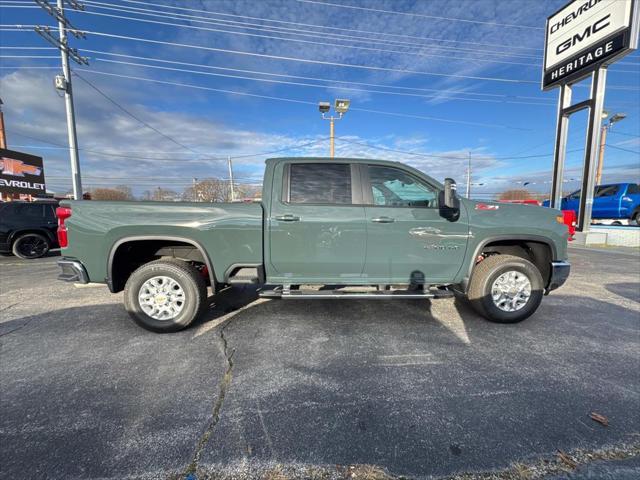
{"left": 91, "top": 57, "right": 556, "bottom": 106}
{"left": 111, "top": 0, "right": 543, "bottom": 52}
{"left": 0, "top": 46, "right": 57, "bottom": 50}
{"left": 336, "top": 137, "right": 584, "bottom": 160}
{"left": 76, "top": 1, "right": 543, "bottom": 63}
{"left": 73, "top": 68, "right": 533, "bottom": 130}
{"left": 609, "top": 130, "right": 640, "bottom": 139}
{"left": 607, "top": 144, "right": 640, "bottom": 154}
{"left": 9, "top": 131, "right": 218, "bottom": 161}
{"left": 72, "top": 70, "right": 206, "bottom": 156}
{"left": 76, "top": 8, "right": 539, "bottom": 66}
{"left": 0, "top": 54, "right": 59, "bottom": 58}
{"left": 82, "top": 49, "right": 536, "bottom": 100}
{"left": 297, "top": 0, "right": 543, "bottom": 30}
{"left": 2, "top": 16, "right": 638, "bottom": 68}
{"left": 76, "top": 29, "right": 541, "bottom": 84}
{"left": 9, "top": 131, "right": 332, "bottom": 160}
{"left": 0, "top": 65, "right": 59, "bottom": 69}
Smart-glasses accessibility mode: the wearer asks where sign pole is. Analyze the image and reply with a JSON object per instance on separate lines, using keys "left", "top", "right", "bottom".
{"left": 550, "top": 84, "right": 572, "bottom": 210}
{"left": 577, "top": 66, "right": 608, "bottom": 232}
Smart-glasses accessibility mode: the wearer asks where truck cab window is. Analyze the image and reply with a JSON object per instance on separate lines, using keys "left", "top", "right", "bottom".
{"left": 289, "top": 163, "right": 352, "bottom": 204}
{"left": 368, "top": 165, "right": 437, "bottom": 208}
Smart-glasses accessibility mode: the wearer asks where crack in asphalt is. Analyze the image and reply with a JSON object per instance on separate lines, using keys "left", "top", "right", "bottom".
{"left": 183, "top": 317, "right": 236, "bottom": 478}
{"left": 0, "top": 316, "right": 35, "bottom": 338}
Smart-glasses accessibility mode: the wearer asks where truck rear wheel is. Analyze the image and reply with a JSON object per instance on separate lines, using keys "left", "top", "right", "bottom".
{"left": 467, "top": 254, "right": 543, "bottom": 324}
{"left": 124, "top": 259, "right": 207, "bottom": 333}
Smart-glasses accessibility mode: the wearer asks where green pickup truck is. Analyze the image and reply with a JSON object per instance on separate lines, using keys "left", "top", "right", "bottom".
{"left": 57, "top": 157, "right": 570, "bottom": 332}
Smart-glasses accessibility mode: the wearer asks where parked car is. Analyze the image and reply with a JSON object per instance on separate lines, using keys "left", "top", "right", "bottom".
{"left": 0, "top": 201, "right": 59, "bottom": 259}
{"left": 56, "top": 157, "right": 570, "bottom": 332}
{"left": 543, "top": 183, "right": 640, "bottom": 225}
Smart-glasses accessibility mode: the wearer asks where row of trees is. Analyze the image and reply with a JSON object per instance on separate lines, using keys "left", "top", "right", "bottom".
{"left": 87, "top": 179, "right": 261, "bottom": 202}
{"left": 495, "top": 189, "right": 548, "bottom": 202}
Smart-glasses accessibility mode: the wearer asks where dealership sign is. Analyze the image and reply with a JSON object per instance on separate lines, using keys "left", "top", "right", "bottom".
{"left": 543, "top": 0, "right": 639, "bottom": 89}
{"left": 0, "top": 149, "right": 47, "bottom": 195}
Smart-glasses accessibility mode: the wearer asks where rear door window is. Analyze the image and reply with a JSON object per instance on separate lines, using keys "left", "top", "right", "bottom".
{"left": 44, "top": 204, "right": 57, "bottom": 221}
{"left": 288, "top": 163, "right": 352, "bottom": 204}
{"left": 595, "top": 185, "right": 620, "bottom": 197}
{"left": 15, "top": 204, "right": 45, "bottom": 218}
{"left": 627, "top": 184, "right": 640, "bottom": 194}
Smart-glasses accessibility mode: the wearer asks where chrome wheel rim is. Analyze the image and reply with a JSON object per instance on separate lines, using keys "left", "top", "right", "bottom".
{"left": 491, "top": 270, "right": 531, "bottom": 312}
{"left": 138, "top": 276, "right": 185, "bottom": 321}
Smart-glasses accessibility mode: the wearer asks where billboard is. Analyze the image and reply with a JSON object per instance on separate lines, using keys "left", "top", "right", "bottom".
{"left": 543, "top": 0, "right": 639, "bottom": 90}
{"left": 0, "top": 149, "right": 47, "bottom": 195}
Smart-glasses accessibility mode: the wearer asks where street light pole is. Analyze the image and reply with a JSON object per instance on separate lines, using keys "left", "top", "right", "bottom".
{"left": 329, "top": 116, "right": 335, "bottom": 158}
{"left": 319, "top": 99, "right": 350, "bottom": 158}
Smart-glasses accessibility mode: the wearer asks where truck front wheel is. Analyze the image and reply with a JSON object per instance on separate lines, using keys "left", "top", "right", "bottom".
{"left": 467, "top": 254, "right": 543, "bottom": 324}
{"left": 124, "top": 259, "right": 207, "bottom": 333}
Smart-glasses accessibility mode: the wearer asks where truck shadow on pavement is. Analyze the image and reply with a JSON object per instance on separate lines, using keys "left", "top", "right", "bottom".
{"left": 605, "top": 282, "right": 640, "bottom": 303}
{"left": 1, "top": 291, "right": 639, "bottom": 479}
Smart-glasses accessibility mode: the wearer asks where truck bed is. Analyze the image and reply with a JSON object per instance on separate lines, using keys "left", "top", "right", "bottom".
{"left": 61, "top": 200, "right": 264, "bottom": 285}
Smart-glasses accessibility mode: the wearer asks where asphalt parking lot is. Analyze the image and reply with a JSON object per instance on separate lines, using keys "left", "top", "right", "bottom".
{"left": 1, "top": 246, "right": 639, "bottom": 480}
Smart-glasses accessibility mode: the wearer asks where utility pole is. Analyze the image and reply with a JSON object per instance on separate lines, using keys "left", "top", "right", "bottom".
{"left": 465, "top": 151, "right": 471, "bottom": 198}
{"left": 596, "top": 112, "right": 626, "bottom": 186}
{"left": 35, "top": 0, "right": 88, "bottom": 200}
{"left": 192, "top": 177, "right": 198, "bottom": 202}
{"left": 0, "top": 98, "right": 6, "bottom": 149}
{"left": 596, "top": 125, "right": 607, "bottom": 186}
{"left": 0, "top": 98, "right": 7, "bottom": 149}
{"left": 227, "top": 156, "right": 235, "bottom": 202}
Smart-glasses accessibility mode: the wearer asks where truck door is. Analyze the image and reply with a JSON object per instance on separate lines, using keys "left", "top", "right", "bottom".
{"left": 268, "top": 162, "right": 366, "bottom": 281}
{"left": 594, "top": 184, "right": 622, "bottom": 218}
{"left": 360, "top": 164, "right": 469, "bottom": 284}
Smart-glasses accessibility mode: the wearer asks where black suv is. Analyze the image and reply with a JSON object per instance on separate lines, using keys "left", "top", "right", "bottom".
{"left": 0, "top": 201, "right": 59, "bottom": 259}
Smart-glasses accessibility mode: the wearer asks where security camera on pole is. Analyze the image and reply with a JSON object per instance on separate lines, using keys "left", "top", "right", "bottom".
{"left": 543, "top": 0, "right": 639, "bottom": 232}
{"left": 318, "top": 99, "right": 350, "bottom": 158}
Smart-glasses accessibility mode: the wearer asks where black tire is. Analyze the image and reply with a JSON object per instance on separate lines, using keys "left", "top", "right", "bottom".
{"left": 123, "top": 259, "right": 207, "bottom": 333}
{"left": 467, "top": 254, "right": 544, "bottom": 324}
{"left": 632, "top": 209, "right": 640, "bottom": 226}
{"left": 12, "top": 233, "right": 50, "bottom": 259}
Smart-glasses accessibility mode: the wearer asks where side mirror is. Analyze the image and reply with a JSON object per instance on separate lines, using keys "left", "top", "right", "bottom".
{"left": 439, "top": 178, "right": 460, "bottom": 221}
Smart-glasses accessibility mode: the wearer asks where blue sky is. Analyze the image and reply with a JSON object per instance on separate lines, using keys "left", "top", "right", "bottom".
{"left": 0, "top": 0, "right": 638, "bottom": 198}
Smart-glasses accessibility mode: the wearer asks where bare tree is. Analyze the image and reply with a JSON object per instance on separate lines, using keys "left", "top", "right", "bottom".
{"left": 183, "top": 178, "right": 232, "bottom": 202}
{"left": 113, "top": 185, "right": 134, "bottom": 200}
{"left": 152, "top": 187, "right": 178, "bottom": 201}
{"left": 90, "top": 187, "right": 132, "bottom": 201}
{"left": 497, "top": 189, "right": 537, "bottom": 201}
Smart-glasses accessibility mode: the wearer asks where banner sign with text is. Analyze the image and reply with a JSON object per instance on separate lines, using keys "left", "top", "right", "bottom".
{"left": 543, "top": 0, "right": 638, "bottom": 89}
{"left": 0, "top": 149, "right": 47, "bottom": 195}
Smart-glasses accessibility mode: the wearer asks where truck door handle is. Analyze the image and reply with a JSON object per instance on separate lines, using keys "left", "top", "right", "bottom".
{"left": 275, "top": 214, "right": 300, "bottom": 222}
{"left": 371, "top": 216, "right": 395, "bottom": 223}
